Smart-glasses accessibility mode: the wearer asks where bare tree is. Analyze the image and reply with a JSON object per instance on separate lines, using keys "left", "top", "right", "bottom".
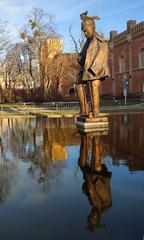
{"left": 19, "top": 7, "right": 60, "bottom": 98}
{"left": 0, "top": 19, "right": 11, "bottom": 102}
{"left": 0, "top": 19, "right": 10, "bottom": 56}
{"left": 69, "top": 24, "right": 85, "bottom": 54}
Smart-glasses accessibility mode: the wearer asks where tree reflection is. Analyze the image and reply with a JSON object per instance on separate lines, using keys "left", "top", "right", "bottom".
{"left": 78, "top": 132, "right": 112, "bottom": 231}
{"left": 0, "top": 160, "right": 16, "bottom": 203}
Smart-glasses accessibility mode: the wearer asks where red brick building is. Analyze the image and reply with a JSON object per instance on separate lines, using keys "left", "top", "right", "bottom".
{"left": 103, "top": 19, "right": 144, "bottom": 98}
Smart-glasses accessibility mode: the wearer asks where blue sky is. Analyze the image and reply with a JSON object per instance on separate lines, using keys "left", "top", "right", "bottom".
{"left": 0, "top": 0, "right": 144, "bottom": 52}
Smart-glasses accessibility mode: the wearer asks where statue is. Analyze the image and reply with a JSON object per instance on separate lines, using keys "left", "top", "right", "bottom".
{"left": 76, "top": 11, "right": 110, "bottom": 117}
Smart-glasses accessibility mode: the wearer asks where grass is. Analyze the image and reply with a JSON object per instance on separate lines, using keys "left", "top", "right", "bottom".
{"left": 0, "top": 113, "right": 35, "bottom": 118}
{"left": 0, "top": 108, "right": 79, "bottom": 118}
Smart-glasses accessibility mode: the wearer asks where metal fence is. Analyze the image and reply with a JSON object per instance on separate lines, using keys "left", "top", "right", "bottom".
{"left": 39, "top": 102, "right": 81, "bottom": 111}
{"left": 38, "top": 99, "right": 144, "bottom": 111}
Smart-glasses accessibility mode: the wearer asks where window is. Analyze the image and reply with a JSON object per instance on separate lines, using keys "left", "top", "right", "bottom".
{"left": 69, "top": 87, "right": 75, "bottom": 96}
{"left": 142, "top": 81, "right": 144, "bottom": 93}
{"left": 140, "top": 48, "right": 144, "bottom": 68}
{"left": 119, "top": 55, "right": 125, "bottom": 73}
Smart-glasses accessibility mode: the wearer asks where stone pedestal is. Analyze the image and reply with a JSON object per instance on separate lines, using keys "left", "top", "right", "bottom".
{"left": 75, "top": 113, "right": 109, "bottom": 133}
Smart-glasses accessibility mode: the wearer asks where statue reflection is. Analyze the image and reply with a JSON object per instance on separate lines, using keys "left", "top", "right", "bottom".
{"left": 78, "top": 133, "right": 112, "bottom": 231}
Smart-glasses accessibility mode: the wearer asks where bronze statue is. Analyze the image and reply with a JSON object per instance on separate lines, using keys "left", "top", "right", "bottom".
{"left": 76, "top": 11, "right": 110, "bottom": 117}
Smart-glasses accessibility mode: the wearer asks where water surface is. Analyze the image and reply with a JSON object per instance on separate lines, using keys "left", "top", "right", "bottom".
{"left": 0, "top": 114, "right": 144, "bottom": 240}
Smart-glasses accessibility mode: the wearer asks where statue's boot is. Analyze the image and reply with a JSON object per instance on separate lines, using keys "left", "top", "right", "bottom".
{"left": 76, "top": 84, "right": 88, "bottom": 117}
{"left": 91, "top": 80, "right": 100, "bottom": 117}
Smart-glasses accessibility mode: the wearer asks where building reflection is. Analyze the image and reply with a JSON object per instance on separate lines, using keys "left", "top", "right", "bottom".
{"left": 78, "top": 132, "right": 112, "bottom": 231}
{"left": 36, "top": 118, "right": 78, "bottom": 182}
{"left": 109, "top": 114, "right": 144, "bottom": 171}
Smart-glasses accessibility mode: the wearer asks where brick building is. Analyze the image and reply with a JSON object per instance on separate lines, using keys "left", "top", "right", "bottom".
{"left": 106, "top": 19, "right": 144, "bottom": 98}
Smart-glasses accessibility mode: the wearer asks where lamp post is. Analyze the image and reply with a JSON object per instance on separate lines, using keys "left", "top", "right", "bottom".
{"left": 122, "top": 74, "right": 128, "bottom": 105}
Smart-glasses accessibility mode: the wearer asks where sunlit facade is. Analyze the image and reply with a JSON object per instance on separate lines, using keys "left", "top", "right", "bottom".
{"left": 105, "top": 19, "right": 144, "bottom": 97}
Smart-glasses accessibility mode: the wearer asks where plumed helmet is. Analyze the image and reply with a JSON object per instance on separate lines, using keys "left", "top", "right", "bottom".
{"left": 80, "top": 11, "right": 100, "bottom": 31}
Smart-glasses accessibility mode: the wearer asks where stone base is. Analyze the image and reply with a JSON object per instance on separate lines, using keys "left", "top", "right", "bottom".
{"left": 76, "top": 113, "right": 109, "bottom": 133}
{"left": 77, "top": 129, "right": 109, "bottom": 136}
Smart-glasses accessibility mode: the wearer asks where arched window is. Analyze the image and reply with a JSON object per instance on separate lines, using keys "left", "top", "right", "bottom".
{"left": 69, "top": 87, "right": 75, "bottom": 96}
{"left": 119, "top": 55, "right": 125, "bottom": 73}
{"left": 139, "top": 48, "right": 144, "bottom": 68}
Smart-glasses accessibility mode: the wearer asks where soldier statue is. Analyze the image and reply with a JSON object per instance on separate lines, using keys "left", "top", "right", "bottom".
{"left": 76, "top": 11, "right": 110, "bottom": 117}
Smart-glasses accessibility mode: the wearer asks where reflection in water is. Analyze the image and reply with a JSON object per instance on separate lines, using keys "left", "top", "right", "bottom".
{"left": 78, "top": 132, "right": 112, "bottom": 231}
{"left": 38, "top": 118, "right": 78, "bottom": 182}
{"left": 0, "top": 118, "right": 78, "bottom": 202}
{"left": 0, "top": 115, "right": 144, "bottom": 240}
{"left": 0, "top": 114, "right": 144, "bottom": 204}
{"left": 0, "top": 161, "right": 16, "bottom": 203}
{"left": 109, "top": 114, "right": 144, "bottom": 170}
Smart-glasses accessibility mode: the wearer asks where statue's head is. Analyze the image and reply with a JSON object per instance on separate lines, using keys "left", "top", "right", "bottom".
{"left": 80, "top": 11, "right": 100, "bottom": 39}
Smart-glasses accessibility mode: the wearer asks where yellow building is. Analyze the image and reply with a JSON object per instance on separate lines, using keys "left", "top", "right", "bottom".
{"left": 40, "top": 38, "right": 78, "bottom": 99}
{"left": 40, "top": 38, "right": 63, "bottom": 63}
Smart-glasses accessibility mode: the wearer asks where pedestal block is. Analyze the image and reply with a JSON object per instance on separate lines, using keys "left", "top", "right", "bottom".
{"left": 76, "top": 113, "right": 109, "bottom": 133}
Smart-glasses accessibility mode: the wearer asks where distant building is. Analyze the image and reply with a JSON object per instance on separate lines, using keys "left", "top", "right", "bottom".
{"left": 106, "top": 19, "right": 144, "bottom": 98}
